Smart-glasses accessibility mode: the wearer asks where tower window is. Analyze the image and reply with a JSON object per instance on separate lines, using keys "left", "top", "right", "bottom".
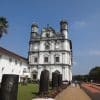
{"left": 55, "top": 57, "right": 59, "bottom": 62}
{"left": 44, "top": 57, "right": 48, "bottom": 62}
{"left": 32, "top": 33, "right": 36, "bottom": 37}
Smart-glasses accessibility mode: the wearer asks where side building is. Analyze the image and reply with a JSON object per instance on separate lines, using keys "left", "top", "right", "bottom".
{"left": 0, "top": 47, "right": 30, "bottom": 82}
{"left": 28, "top": 20, "right": 73, "bottom": 82}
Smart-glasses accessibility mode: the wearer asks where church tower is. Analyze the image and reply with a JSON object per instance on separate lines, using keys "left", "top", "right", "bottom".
{"left": 31, "top": 23, "right": 39, "bottom": 38}
{"left": 60, "top": 20, "right": 68, "bottom": 39}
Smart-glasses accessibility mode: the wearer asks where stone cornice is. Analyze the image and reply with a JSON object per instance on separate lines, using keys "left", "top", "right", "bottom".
{"left": 28, "top": 50, "right": 71, "bottom": 54}
{"left": 29, "top": 38, "right": 71, "bottom": 43}
{"left": 29, "top": 63, "right": 71, "bottom": 67}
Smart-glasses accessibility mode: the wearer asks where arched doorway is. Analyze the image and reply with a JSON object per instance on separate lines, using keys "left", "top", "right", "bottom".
{"left": 32, "top": 70, "right": 38, "bottom": 81}
{"left": 54, "top": 70, "right": 60, "bottom": 74}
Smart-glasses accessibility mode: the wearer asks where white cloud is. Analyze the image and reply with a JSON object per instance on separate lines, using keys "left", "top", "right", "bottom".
{"left": 73, "top": 61, "right": 77, "bottom": 65}
{"left": 89, "top": 50, "right": 100, "bottom": 56}
{"left": 75, "top": 21, "right": 86, "bottom": 27}
{"left": 74, "top": 49, "right": 100, "bottom": 57}
{"left": 72, "top": 20, "right": 87, "bottom": 30}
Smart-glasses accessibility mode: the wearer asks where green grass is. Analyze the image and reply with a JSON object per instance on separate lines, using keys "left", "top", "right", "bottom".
{"left": 17, "top": 83, "right": 39, "bottom": 100}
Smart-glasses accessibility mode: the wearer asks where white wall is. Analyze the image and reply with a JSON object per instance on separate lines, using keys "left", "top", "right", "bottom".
{"left": 0, "top": 54, "right": 30, "bottom": 82}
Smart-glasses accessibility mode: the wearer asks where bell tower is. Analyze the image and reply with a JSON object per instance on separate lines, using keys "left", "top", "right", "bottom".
{"left": 31, "top": 23, "right": 38, "bottom": 38}
{"left": 60, "top": 20, "right": 68, "bottom": 39}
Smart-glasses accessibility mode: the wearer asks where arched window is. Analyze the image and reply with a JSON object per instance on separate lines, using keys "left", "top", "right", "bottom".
{"left": 54, "top": 70, "right": 60, "bottom": 74}
{"left": 45, "top": 45, "right": 50, "bottom": 50}
{"left": 32, "top": 70, "right": 38, "bottom": 80}
{"left": 45, "top": 41, "right": 50, "bottom": 50}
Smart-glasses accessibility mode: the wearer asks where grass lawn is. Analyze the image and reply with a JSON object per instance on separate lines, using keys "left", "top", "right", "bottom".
{"left": 17, "top": 83, "right": 39, "bottom": 100}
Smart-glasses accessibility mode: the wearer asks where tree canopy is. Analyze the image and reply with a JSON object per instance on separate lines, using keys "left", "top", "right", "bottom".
{"left": 73, "top": 66, "right": 100, "bottom": 83}
{"left": 89, "top": 66, "right": 100, "bottom": 82}
{"left": 0, "top": 17, "right": 8, "bottom": 38}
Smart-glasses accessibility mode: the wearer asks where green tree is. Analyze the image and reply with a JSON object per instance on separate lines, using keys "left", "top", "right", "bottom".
{"left": 0, "top": 17, "right": 8, "bottom": 38}
{"left": 89, "top": 66, "right": 100, "bottom": 82}
{"left": 73, "top": 74, "right": 89, "bottom": 82}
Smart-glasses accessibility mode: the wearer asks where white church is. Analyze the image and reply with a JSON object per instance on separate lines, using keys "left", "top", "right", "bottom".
{"left": 0, "top": 20, "right": 72, "bottom": 83}
{"left": 28, "top": 20, "right": 72, "bottom": 82}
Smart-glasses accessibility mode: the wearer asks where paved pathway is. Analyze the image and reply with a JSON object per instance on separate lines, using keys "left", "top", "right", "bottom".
{"left": 55, "top": 85, "right": 91, "bottom": 100}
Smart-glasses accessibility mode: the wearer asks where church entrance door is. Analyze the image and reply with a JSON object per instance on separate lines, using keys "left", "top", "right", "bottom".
{"left": 32, "top": 70, "right": 38, "bottom": 81}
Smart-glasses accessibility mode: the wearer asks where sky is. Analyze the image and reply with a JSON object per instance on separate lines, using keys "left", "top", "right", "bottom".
{"left": 0, "top": 0, "right": 100, "bottom": 75}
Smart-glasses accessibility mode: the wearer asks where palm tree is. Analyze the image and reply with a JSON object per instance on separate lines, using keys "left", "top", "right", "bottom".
{"left": 0, "top": 17, "right": 8, "bottom": 38}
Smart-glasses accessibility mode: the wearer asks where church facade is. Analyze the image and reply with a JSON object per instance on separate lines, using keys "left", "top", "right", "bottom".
{"left": 28, "top": 20, "right": 72, "bottom": 81}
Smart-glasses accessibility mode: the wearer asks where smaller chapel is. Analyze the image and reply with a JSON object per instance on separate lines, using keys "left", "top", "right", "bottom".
{"left": 28, "top": 20, "right": 72, "bottom": 82}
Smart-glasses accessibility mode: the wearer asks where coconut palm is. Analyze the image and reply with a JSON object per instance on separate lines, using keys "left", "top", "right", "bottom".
{"left": 0, "top": 17, "right": 8, "bottom": 38}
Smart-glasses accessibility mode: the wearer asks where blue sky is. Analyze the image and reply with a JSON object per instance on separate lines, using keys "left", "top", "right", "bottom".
{"left": 0, "top": 0, "right": 100, "bottom": 75}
